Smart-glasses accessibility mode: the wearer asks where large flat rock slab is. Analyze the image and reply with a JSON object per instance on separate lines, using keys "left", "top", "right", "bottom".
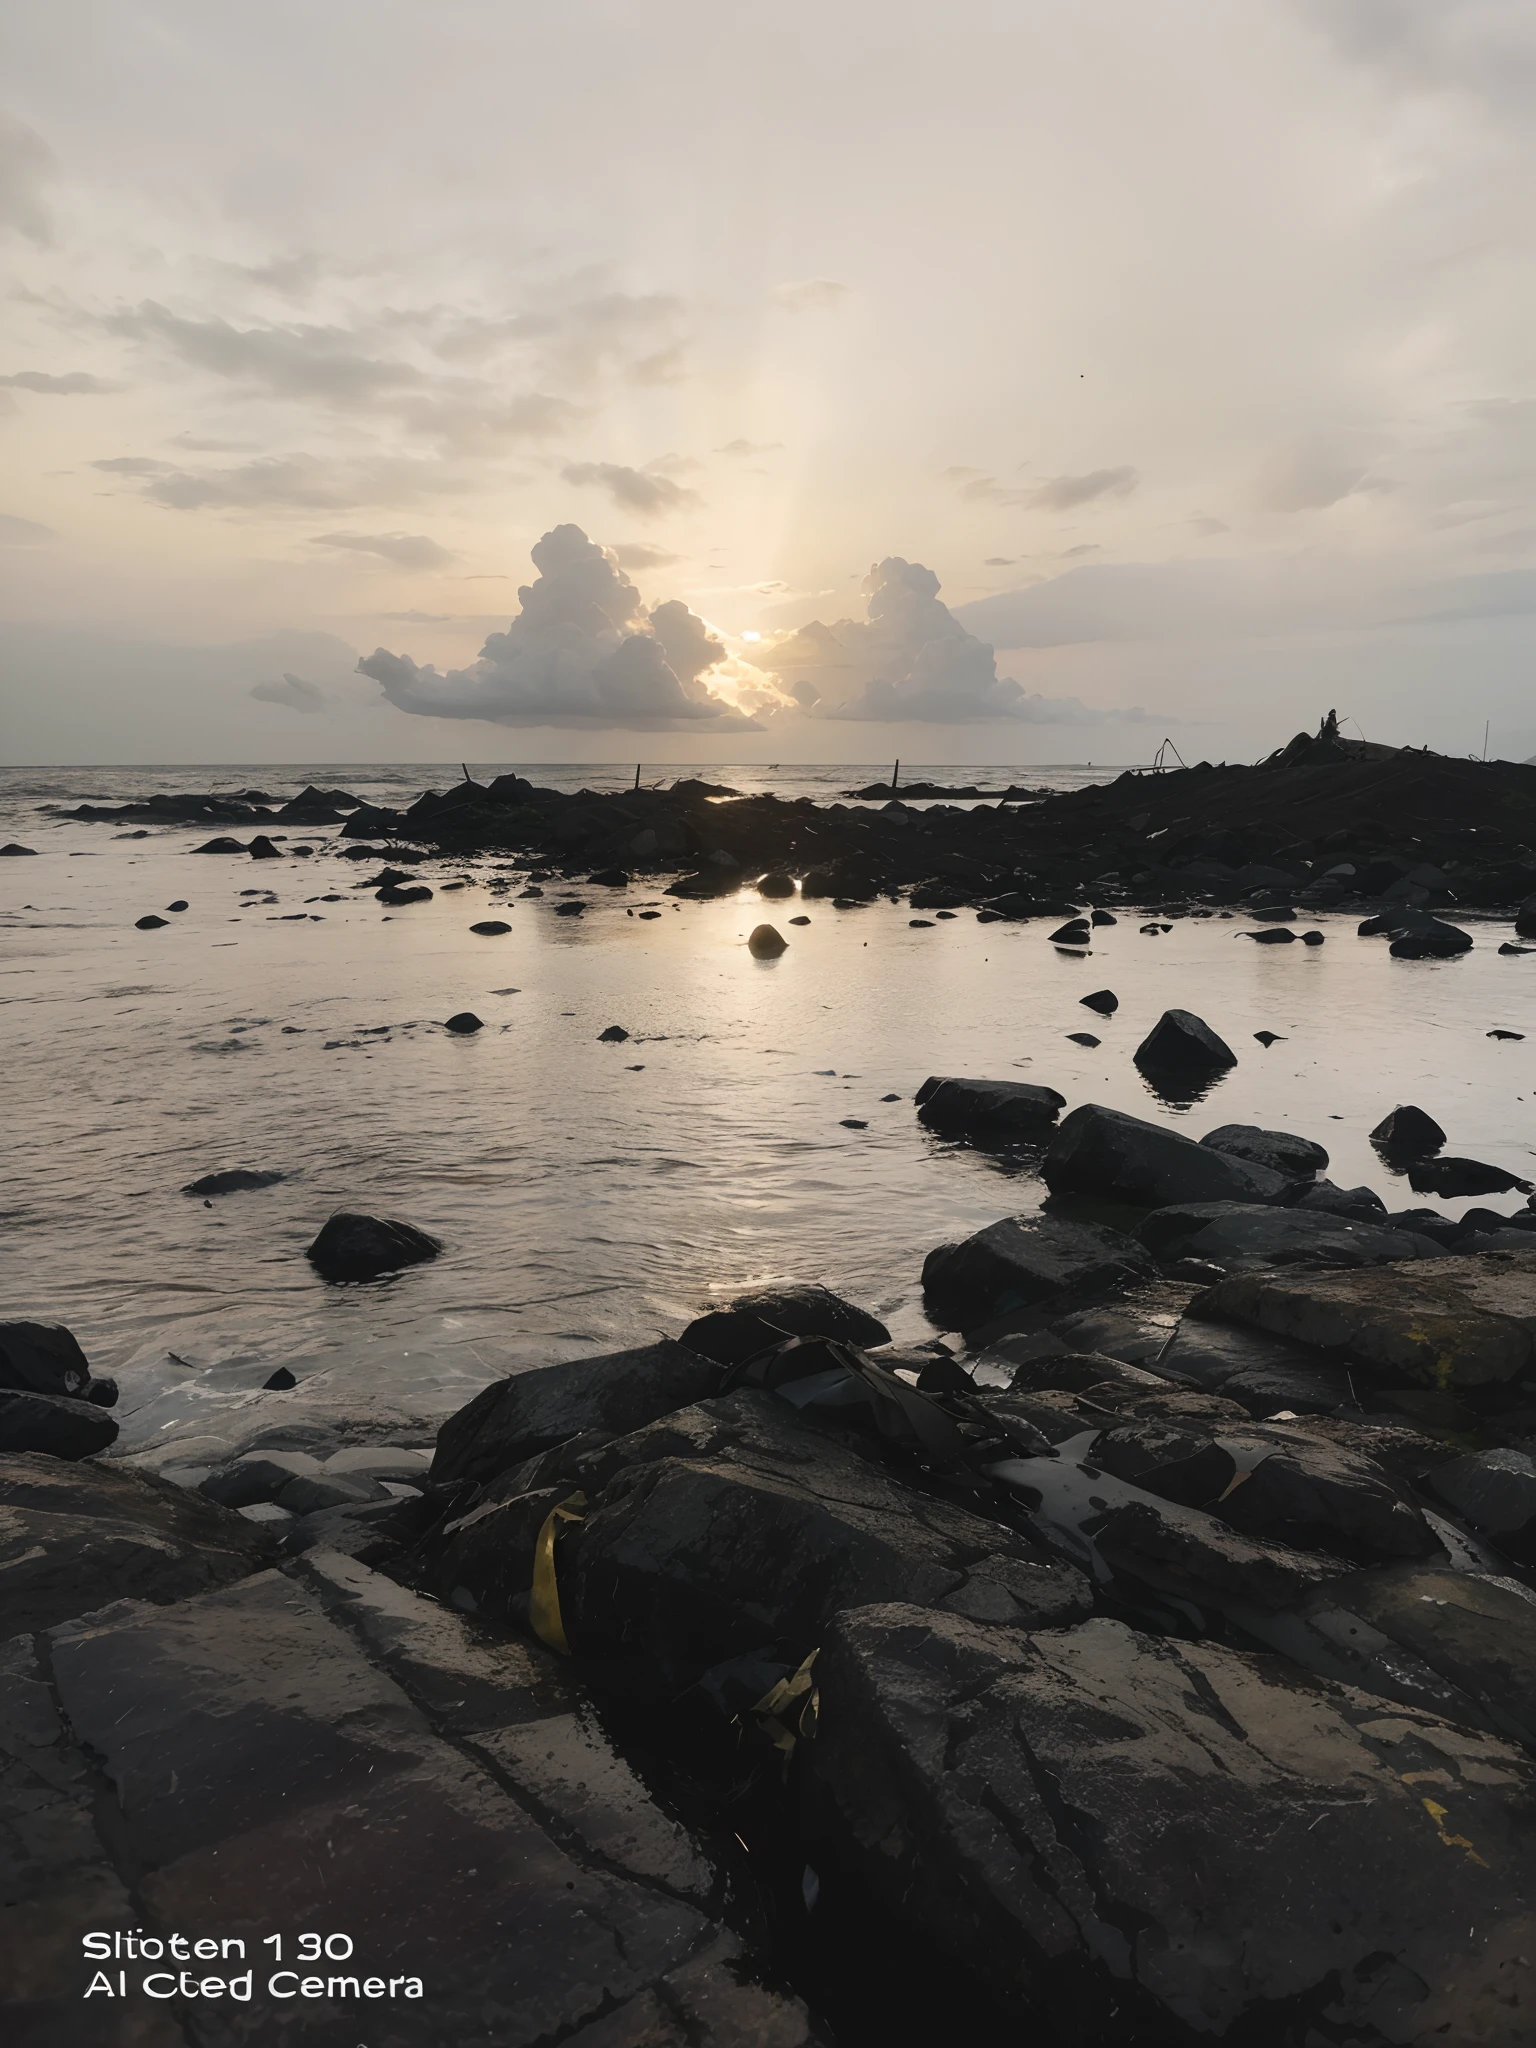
{"left": 11, "top": 1571, "right": 812, "bottom": 2045}
{"left": 812, "top": 1605, "right": 1536, "bottom": 2045}
{"left": 0, "top": 1452, "right": 273, "bottom": 1636}
{"left": 1193, "top": 1250, "right": 1536, "bottom": 1387}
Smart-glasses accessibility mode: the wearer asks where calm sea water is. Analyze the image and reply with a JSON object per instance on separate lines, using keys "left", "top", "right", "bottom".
{"left": 4, "top": 762, "right": 1534, "bottom": 1467}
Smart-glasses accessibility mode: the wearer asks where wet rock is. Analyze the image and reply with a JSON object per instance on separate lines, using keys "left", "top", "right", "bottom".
{"left": 757, "top": 872, "right": 796, "bottom": 897}
{"left": 0, "top": 1389, "right": 119, "bottom": 1458}
{"left": 922, "top": 1214, "right": 1154, "bottom": 1330}
{"left": 1042, "top": 1102, "right": 1293, "bottom": 1207}
{"left": 1516, "top": 891, "right": 1536, "bottom": 937}
{"left": 1370, "top": 1102, "right": 1446, "bottom": 1156}
{"left": 553, "top": 899, "right": 586, "bottom": 916}
{"left": 1193, "top": 1250, "right": 1536, "bottom": 1387}
{"left": 811, "top": 1605, "right": 1536, "bottom": 2045}
{"left": 0, "top": 1320, "right": 97, "bottom": 1400}
{"left": 1278, "top": 1562, "right": 1536, "bottom": 1749}
{"left": 748, "top": 923, "right": 788, "bottom": 956}
{"left": 587, "top": 867, "right": 629, "bottom": 887}
{"left": 1410, "top": 1155, "right": 1533, "bottom": 1198}
{"left": 470, "top": 919, "right": 512, "bottom": 935}
{"left": 597, "top": 1024, "right": 630, "bottom": 1041}
{"left": 263, "top": 1365, "right": 297, "bottom": 1389}
{"left": 200, "top": 1448, "right": 327, "bottom": 1506}
{"left": 1200, "top": 1122, "right": 1328, "bottom": 1177}
{"left": 1079, "top": 988, "right": 1118, "bottom": 1014}
{"left": 1253, "top": 1029, "right": 1284, "bottom": 1045}
{"left": 1292, "top": 1179, "right": 1387, "bottom": 1219}
{"left": 0, "top": 842, "right": 37, "bottom": 855}
{"left": 1248, "top": 925, "right": 1296, "bottom": 943}
{"left": 1090, "top": 1417, "right": 1437, "bottom": 1561}
{"left": 19, "top": 1570, "right": 809, "bottom": 2046}
{"left": 165, "top": 898, "right": 188, "bottom": 911}
{"left": 914, "top": 1075, "right": 1066, "bottom": 1138}
{"left": 305, "top": 1210, "right": 442, "bottom": 1283}
{"left": 431, "top": 1339, "right": 720, "bottom": 1489}
{"left": 378, "top": 881, "right": 434, "bottom": 905}
{"left": 134, "top": 913, "right": 168, "bottom": 929}
{"left": 1066, "top": 1031, "right": 1100, "bottom": 1046}
{"left": 192, "top": 834, "right": 246, "bottom": 852}
{"left": 1389, "top": 918, "right": 1473, "bottom": 957}
{"left": 1154, "top": 1316, "right": 1360, "bottom": 1416}
{"left": 275, "top": 1468, "right": 392, "bottom": 1514}
{"left": 1138, "top": 1200, "right": 1440, "bottom": 1275}
{"left": 1430, "top": 1449, "right": 1536, "bottom": 1557}
{"left": 445, "top": 1011, "right": 483, "bottom": 1033}
{"left": 1047, "top": 919, "right": 1091, "bottom": 945}
{"left": 694, "top": 1282, "right": 891, "bottom": 1355}
{"left": 1132, "top": 1007, "right": 1237, "bottom": 1078}
{"left": 181, "top": 1166, "right": 286, "bottom": 1195}
{"left": 1090, "top": 909, "right": 1117, "bottom": 927}
{"left": 1300, "top": 927, "right": 1325, "bottom": 944}
{"left": 247, "top": 834, "right": 282, "bottom": 859}
{"left": 0, "top": 1452, "right": 273, "bottom": 1634}
{"left": 437, "top": 1390, "right": 1090, "bottom": 1669}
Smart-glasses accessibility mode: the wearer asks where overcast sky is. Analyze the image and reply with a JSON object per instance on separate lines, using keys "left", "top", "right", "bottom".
{"left": 3, "top": 0, "right": 1536, "bottom": 764}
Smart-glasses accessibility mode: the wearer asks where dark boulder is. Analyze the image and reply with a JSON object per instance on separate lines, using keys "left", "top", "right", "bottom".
{"left": 1292, "top": 1178, "right": 1387, "bottom": 1219}
{"left": 757, "top": 872, "right": 796, "bottom": 897}
{"left": 810, "top": 1605, "right": 1536, "bottom": 2044}
{"left": 1200, "top": 1122, "right": 1327, "bottom": 1177}
{"left": 587, "top": 867, "right": 629, "bottom": 886}
{"left": 680, "top": 1285, "right": 890, "bottom": 1372}
{"left": 247, "top": 834, "right": 283, "bottom": 859}
{"left": 1079, "top": 988, "right": 1118, "bottom": 1014}
{"left": 747, "top": 923, "right": 787, "bottom": 955}
{"left": 377, "top": 882, "right": 433, "bottom": 905}
{"left": 181, "top": 1166, "right": 285, "bottom": 1195}
{"left": 1517, "top": 892, "right": 1536, "bottom": 938}
{"left": 0, "top": 1389, "right": 118, "bottom": 1458}
{"left": 1370, "top": 1102, "right": 1446, "bottom": 1156}
{"left": 1133, "top": 1007, "right": 1237, "bottom": 1077}
{"left": 922, "top": 1213, "right": 1154, "bottom": 1330}
{"left": 1389, "top": 918, "right": 1473, "bottom": 957}
{"left": 434, "top": 1390, "right": 1091, "bottom": 1669}
{"left": 430, "top": 1339, "right": 720, "bottom": 1489}
{"left": 1153, "top": 1316, "right": 1360, "bottom": 1417}
{"left": 0, "top": 842, "right": 37, "bottom": 855}
{"left": 597, "top": 1023, "right": 629, "bottom": 1041}
{"left": 470, "top": 919, "right": 512, "bottom": 935}
{"left": 1430, "top": 1449, "right": 1536, "bottom": 1558}
{"left": 0, "top": 1452, "right": 273, "bottom": 1634}
{"left": 192, "top": 835, "right": 246, "bottom": 852}
{"left": 1409, "top": 1155, "right": 1532, "bottom": 1198}
{"left": 914, "top": 1075, "right": 1066, "bottom": 1138}
{"left": 553, "top": 899, "right": 586, "bottom": 917}
{"left": 0, "top": 1320, "right": 97, "bottom": 1400}
{"left": 1047, "top": 919, "right": 1091, "bottom": 945}
{"left": 134, "top": 913, "right": 168, "bottom": 929}
{"left": 1043, "top": 1102, "right": 1293, "bottom": 1207}
{"left": 304, "top": 1211, "right": 442, "bottom": 1282}
{"left": 1135, "top": 1200, "right": 1443, "bottom": 1273}
{"left": 445, "top": 1011, "right": 483, "bottom": 1033}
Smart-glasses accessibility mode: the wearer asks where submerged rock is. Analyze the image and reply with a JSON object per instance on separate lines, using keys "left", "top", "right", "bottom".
{"left": 747, "top": 923, "right": 788, "bottom": 956}
{"left": 1079, "top": 988, "right": 1118, "bottom": 1014}
{"left": 1409, "top": 1155, "right": 1532, "bottom": 1198}
{"left": 914, "top": 1075, "right": 1066, "bottom": 1138}
{"left": 305, "top": 1211, "right": 442, "bottom": 1283}
{"left": 445, "top": 1011, "right": 484, "bottom": 1033}
{"left": 810, "top": 1604, "right": 1536, "bottom": 2045}
{"left": 1370, "top": 1102, "right": 1447, "bottom": 1157}
{"left": 181, "top": 1166, "right": 286, "bottom": 1195}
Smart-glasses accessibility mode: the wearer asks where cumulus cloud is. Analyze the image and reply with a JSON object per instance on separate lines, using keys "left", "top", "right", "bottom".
{"left": 561, "top": 462, "right": 699, "bottom": 517}
{"left": 773, "top": 280, "right": 851, "bottom": 312}
{"left": 251, "top": 672, "right": 325, "bottom": 712}
{"left": 0, "top": 513, "right": 56, "bottom": 545}
{"left": 0, "top": 111, "right": 55, "bottom": 243}
{"left": 1, "top": 370, "right": 118, "bottom": 394}
{"left": 358, "top": 522, "right": 761, "bottom": 730}
{"left": 763, "top": 556, "right": 1147, "bottom": 723}
{"left": 309, "top": 530, "right": 457, "bottom": 569}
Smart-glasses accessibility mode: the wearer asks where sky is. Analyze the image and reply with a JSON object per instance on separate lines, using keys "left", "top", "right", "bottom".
{"left": 3, "top": 0, "right": 1536, "bottom": 765}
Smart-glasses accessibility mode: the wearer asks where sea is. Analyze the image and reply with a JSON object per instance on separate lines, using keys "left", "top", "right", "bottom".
{"left": 4, "top": 760, "right": 1534, "bottom": 1469}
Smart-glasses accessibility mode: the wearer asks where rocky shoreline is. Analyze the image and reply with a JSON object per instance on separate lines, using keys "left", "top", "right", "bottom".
{"left": 9, "top": 1062, "right": 1536, "bottom": 2044}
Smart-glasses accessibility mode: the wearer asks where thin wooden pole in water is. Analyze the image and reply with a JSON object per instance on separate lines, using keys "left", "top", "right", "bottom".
{"left": 891, "top": 759, "right": 899, "bottom": 792}
{"left": 634, "top": 763, "right": 641, "bottom": 790}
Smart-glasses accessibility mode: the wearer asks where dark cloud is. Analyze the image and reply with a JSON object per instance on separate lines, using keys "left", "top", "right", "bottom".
{"left": 1, "top": 371, "right": 119, "bottom": 394}
{"left": 250, "top": 672, "right": 325, "bottom": 712}
{"left": 0, "top": 111, "right": 55, "bottom": 244}
{"left": 309, "top": 530, "right": 457, "bottom": 569}
{"left": 561, "top": 462, "right": 700, "bottom": 518}
{"left": 0, "top": 513, "right": 57, "bottom": 545}
{"left": 358, "top": 522, "right": 757, "bottom": 730}
{"left": 983, "top": 556, "right": 1015, "bottom": 565}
